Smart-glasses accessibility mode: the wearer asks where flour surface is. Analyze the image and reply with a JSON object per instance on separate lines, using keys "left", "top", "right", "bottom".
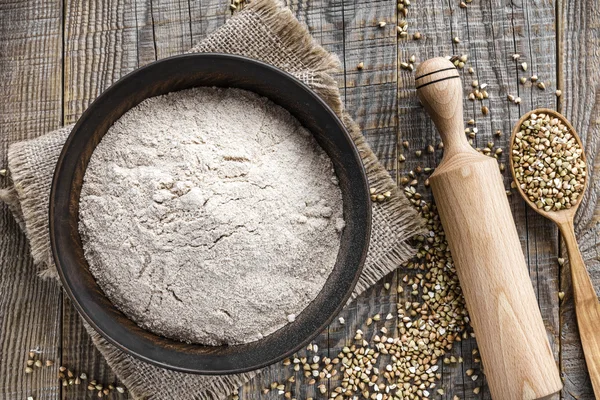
{"left": 79, "top": 87, "right": 344, "bottom": 345}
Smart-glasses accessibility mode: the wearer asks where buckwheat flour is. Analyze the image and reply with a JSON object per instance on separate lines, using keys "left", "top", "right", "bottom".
{"left": 79, "top": 87, "right": 344, "bottom": 345}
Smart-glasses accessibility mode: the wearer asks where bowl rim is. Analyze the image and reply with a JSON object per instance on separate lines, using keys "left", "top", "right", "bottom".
{"left": 49, "top": 53, "right": 371, "bottom": 374}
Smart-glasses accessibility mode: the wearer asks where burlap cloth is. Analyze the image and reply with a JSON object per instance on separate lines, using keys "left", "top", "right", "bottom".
{"left": 0, "top": 0, "right": 424, "bottom": 398}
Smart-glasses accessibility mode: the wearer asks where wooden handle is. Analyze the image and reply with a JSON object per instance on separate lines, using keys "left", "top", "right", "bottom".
{"left": 558, "top": 219, "right": 600, "bottom": 397}
{"left": 416, "top": 57, "right": 475, "bottom": 159}
{"left": 417, "top": 57, "right": 562, "bottom": 399}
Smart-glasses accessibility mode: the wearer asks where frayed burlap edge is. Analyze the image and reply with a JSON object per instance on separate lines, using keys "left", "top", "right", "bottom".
{"left": 6, "top": 140, "right": 56, "bottom": 278}
{"left": 238, "top": 0, "right": 344, "bottom": 111}
{"left": 3, "top": 125, "right": 74, "bottom": 280}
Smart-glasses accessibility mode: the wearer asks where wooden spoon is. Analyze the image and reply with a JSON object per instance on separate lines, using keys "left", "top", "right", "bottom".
{"left": 509, "top": 108, "right": 600, "bottom": 397}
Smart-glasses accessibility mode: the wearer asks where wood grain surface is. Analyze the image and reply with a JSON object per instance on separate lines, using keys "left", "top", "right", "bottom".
{"left": 558, "top": 1, "right": 600, "bottom": 399}
{"left": 0, "top": 1, "right": 63, "bottom": 400}
{"left": 1, "top": 0, "right": 599, "bottom": 398}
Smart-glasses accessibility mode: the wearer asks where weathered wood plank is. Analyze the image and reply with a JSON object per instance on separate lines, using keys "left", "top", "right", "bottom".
{"left": 0, "top": 0, "right": 63, "bottom": 399}
{"left": 396, "top": 0, "right": 473, "bottom": 397}
{"left": 63, "top": 0, "right": 151, "bottom": 124}
{"left": 151, "top": 0, "right": 193, "bottom": 58}
{"left": 513, "top": 9, "right": 562, "bottom": 386}
{"left": 136, "top": 1, "right": 159, "bottom": 66}
{"left": 237, "top": 1, "right": 345, "bottom": 397}
{"left": 344, "top": 0, "right": 398, "bottom": 175}
{"left": 62, "top": 1, "right": 156, "bottom": 395}
{"left": 61, "top": 298, "right": 130, "bottom": 400}
{"left": 329, "top": 0, "right": 400, "bottom": 397}
{"left": 512, "top": 0, "right": 562, "bottom": 399}
{"left": 558, "top": 0, "right": 600, "bottom": 398}
{"left": 189, "top": 0, "right": 228, "bottom": 45}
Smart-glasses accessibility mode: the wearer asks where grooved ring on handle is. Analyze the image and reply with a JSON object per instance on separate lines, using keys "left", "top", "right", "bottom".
{"left": 415, "top": 67, "right": 460, "bottom": 89}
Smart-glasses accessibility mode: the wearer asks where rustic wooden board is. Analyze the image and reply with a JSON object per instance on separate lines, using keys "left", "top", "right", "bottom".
{"left": 514, "top": 1, "right": 563, "bottom": 398}
{"left": 2, "top": 0, "right": 598, "bottom": 399}
{"left": 329, "top": 0, "right": 400, "bottom": 399}
{"left": 61, "top": 1, "right": 155, "bottom": 396}
{"left": 63, "top": 0, "right": 149, "bottom": 124}
{"left": 343, "top": 0, "right": 398, "bottom": 176}
{"left": 558, "top": 0, "right": 600, "bottom": 398}
{"left": 189, "top": 0, "right": 228, "bottom": 44}
{"left": 0, "top": 1, "right": 64, "bottom": 399}
{"left": 61, "top": 298, "right": 128, "bottom": 400}
{"left": 151, "top": 0, "right": 193, "bottom": 58}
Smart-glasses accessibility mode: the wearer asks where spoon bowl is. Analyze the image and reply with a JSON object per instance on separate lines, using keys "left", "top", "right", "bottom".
{"left": 509, "top": 108, "right": 600, "bottom": 396}
{"left": 508, "top": 108, "right": 587, "bottom": 226}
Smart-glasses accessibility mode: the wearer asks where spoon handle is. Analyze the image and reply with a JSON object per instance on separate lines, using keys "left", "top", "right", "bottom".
{"left": 559, "top": 219, "right": 600, "bottom": 397}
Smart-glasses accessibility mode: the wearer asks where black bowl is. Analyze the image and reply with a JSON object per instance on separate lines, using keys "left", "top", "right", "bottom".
{"left": 49, "top": 53, "right": 371, "bottom": 374}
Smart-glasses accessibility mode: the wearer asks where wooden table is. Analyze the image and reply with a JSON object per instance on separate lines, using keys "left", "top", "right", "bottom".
{"left": 1, "top": 0, "right": 598, "bottom": 398}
